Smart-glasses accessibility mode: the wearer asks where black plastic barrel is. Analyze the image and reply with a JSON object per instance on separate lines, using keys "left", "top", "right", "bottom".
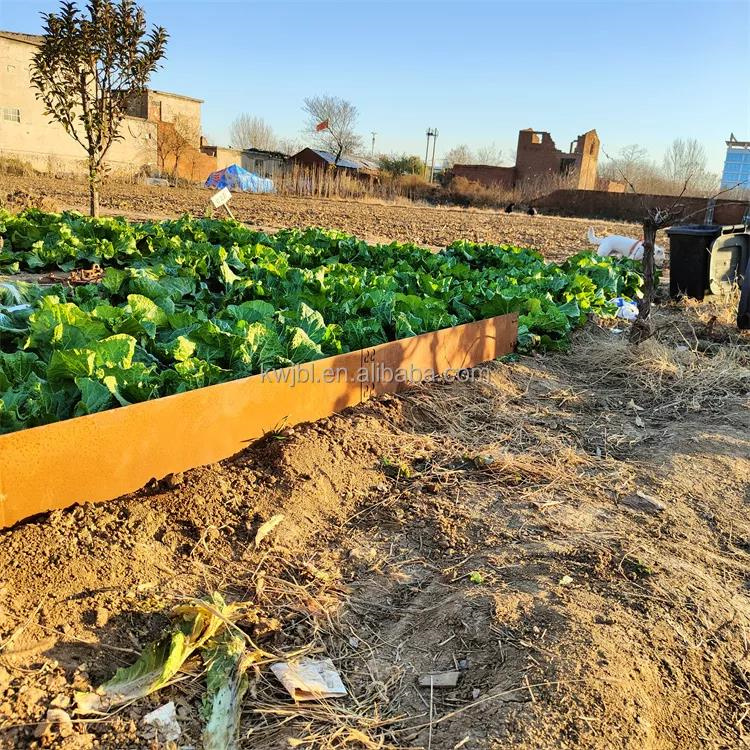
{"left": 666, "top": 224, "right": 723, "bottom": 300}
{"left": 738, "top": 256, "right": 750, "bottom": 329}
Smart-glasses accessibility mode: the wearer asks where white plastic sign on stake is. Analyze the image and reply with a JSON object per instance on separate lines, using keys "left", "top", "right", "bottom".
{"left": 210, "top": 187, "right": 232, "bottom": 208}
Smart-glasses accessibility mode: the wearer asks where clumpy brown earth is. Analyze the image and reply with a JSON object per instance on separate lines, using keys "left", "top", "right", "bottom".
{"left": 0, "top": 179, "right": 746, "bottom": 747}
{"left": 0, "top": 174, "right": 658, "bottom": 262}
{"left": 1, "top": 298, "right": 749, "bottom": 748}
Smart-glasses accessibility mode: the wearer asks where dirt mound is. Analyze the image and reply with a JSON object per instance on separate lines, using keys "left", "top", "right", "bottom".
{"left": 0, "top": 309, "right": 749, "bottom": 748}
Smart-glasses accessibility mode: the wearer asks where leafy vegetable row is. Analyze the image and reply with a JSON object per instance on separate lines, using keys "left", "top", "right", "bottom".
{"left": 0, "top": 209, "right": 644, "bottom": 433}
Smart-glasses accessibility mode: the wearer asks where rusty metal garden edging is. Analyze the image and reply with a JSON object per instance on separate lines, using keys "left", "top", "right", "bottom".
{"left": 0, "top": 313, "right": 517, "bottom": 528}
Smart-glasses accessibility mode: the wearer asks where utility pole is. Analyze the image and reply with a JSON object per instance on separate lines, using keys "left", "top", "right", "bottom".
{"left": 429, "top": 128, "right": 439, "bottom": 183}
{"left": 424, "top": 129, "right": 431, "bottom": 179}
{"left": 425, "top": 128, "right": 438, "bottom": 181}
{"left": 371, "top": 131, "right": 376, "bottom": 157}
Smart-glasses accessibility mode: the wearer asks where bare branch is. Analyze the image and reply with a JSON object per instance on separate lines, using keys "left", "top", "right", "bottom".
{"left": 229, "top": 114, "right": 277, "bottom": 151}
{"left": 302, "top": 95, "right": 362, "bottom": 164}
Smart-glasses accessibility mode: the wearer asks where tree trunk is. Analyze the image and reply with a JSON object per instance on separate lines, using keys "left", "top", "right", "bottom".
{"left": 87, "top": 154, "right": 99, "bottom": 218}
{"left": 630, "top": 219, "right": 657, "bottom": 343}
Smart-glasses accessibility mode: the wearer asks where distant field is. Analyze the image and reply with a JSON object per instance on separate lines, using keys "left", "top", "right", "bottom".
{"left": 0, "top": 173, "right": 667, "bottom": 263}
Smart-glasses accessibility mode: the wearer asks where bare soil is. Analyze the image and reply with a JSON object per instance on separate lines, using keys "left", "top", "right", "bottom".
{"left": 0, "top": 179, "right": 747, "bottom": 749}
{"left": 0, "top": 175, "right": 662, "bottom": 262}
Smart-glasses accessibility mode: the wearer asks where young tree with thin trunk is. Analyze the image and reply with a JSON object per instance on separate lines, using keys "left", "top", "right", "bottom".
{"left": 303, "top": 95, "right": 362, "bottom": 165}
{"left": 604, "top": 152, "right": 741, "bottom": 343}
{"left": 31, "top": 0, "right": 168, "bottom": 216}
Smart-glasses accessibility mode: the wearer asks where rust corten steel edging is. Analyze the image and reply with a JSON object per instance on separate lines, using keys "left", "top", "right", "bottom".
{"left": 0, "top": 313, "right": 517, "bottom": 528}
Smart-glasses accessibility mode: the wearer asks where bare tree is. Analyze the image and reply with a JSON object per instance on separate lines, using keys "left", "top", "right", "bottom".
{"left": 620, "top": 143, "right": 648, "bottom": 167}
{"left": 229, "top": 114, "right": 277, "bottom": 151}
{"left": 604, "top": 149, "right": 740, "bottom": 342}
{"left": 599, "top": 144, "right": 655, "bottom": 186}
{"left": 303, "top": 95, "right": 363, "bottom": 164}
{"left": 31, "top": 0, "right": 167, "bottom": 216}
{"left": 602, "top": 141, "right": 718, "bottom": 197}
{"left": 662, "top": 138, "right": 707, "bottom": 183}
{"left": 475, "top": 143, "right": 504, "bottom": 166}
{"left": 617, "top": 144, "right": 649, "bottom": 180}
{"left": 156, "top": 114, "right": 199, "bottom": 178}
{"left": 663, "top": 139, "right": 719, "bottom": 196}
{"left": 442, "top": 144, "right": 474, "bottom": 168}
{"left": 276, "top": 137, "right": 303, "bottom": 156}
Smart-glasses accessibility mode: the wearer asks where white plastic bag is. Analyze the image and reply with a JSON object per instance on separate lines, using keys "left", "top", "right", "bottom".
{"left": 609, "top": 297, "right": 639, "bottom": 321}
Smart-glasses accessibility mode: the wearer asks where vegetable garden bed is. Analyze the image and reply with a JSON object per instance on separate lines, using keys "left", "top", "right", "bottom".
{"left": 0, "top": 209, "right": 644, "bottom": 526}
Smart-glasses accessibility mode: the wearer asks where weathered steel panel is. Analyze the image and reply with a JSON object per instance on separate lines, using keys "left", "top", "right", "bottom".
{"left": 0, "top": 313, "right": 517, "bottom": 528}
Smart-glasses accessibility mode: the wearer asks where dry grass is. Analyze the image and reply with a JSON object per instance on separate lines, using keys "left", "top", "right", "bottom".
{"left": 0, "top": 156, "right": 38, "bottom": 177}
{"left": 559, "top": 332, "right": 749, "bottom": 414}
{"left": 0, "top": 188, "right": 59, "bottom": 213}
{"left": 399, "top": 363, "right": 634, "bottom": 513}
{"left": 269, "top": 163, "right": 578, "bottom": 211}
{"left": 227, "top": 558, "right": 409, "bottom": 749}
{"left": 549, "top": 287, "right": 750, "bottom": 421}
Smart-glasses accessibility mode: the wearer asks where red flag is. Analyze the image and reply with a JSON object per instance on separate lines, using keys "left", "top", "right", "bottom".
{"left": 315, "top": 119, "right": 329, "bottom": 132}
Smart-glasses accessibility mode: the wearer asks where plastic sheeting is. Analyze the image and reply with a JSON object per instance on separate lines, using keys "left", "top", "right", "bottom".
{"left": 205, "top": 164, "right": 274, "bottom": 193}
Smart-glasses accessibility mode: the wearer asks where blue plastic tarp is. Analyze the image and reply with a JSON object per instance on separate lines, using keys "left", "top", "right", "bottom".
{"left": 205, "top": 164, "right": 274, "bottom": 193}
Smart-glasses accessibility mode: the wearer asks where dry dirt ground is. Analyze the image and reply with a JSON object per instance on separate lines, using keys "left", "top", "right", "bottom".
{"left": 0, "top": 176, "right": 664, "bottom": 262}
{"left": 0, "top": 181, "right": 747, "bottom": 749}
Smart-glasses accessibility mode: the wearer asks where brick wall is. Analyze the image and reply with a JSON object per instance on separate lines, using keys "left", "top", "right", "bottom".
{"left": 573, "top": 131, "right": 599, "bottom": 190}
{"left": 535, "top": 189, "right": 749, "bottom": 224}
{"left": 157, "top": 121, "right": 215, "bottom": 182}
{"left": 515, "top": 130, "right": 563, "bottom": 183}
{"left": 451, "top": 165, "right": 515, "bottom": 189}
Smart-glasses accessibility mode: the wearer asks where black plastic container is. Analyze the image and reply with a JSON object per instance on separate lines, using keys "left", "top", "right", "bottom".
{"left": 666, "top": 224, "right": 723, "bottom": 300}
{"left": 738, "top": 256, "right": 750, "bottom": 329}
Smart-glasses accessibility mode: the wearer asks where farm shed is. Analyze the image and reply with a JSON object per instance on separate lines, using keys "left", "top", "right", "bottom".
{"left": 240, "top": 148, "right": 288, "bottom": 178}
{"left": 289, "top": 148, "right": 379, "bottom": 177}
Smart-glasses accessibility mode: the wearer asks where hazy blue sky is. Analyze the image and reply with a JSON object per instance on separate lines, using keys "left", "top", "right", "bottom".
{"left": 2, "top": 0, "right": 748, "bottom": 173}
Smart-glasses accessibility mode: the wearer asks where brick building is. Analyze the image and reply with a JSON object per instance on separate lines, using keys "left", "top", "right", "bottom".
{"left": 0, "top": 29, "right": 280, "bottom": 183}
{"left": 1, "top": 31, "right": 157, "bottom": 174}
{"left": 452, "top": 127, "right": 600, "bottom": 191}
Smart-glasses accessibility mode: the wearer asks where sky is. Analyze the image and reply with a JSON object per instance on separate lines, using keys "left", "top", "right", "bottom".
{"left": 2, "top": 0, "right": 749, "bottom": 173}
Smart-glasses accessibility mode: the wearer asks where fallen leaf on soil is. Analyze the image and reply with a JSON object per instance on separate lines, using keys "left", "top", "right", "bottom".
{"left": 76, "top": 593, "right": 246, "bottom": 713}
{"left": 559, "top": 575, "right": 574, "bottom": 586}
{"left": 254, "top": 514, "right": 285, "bottom": 548}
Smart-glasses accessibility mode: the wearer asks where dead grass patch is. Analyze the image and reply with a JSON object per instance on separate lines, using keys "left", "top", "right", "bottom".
{"left": 559, "top": 329, "right": 750, "bottom": 418}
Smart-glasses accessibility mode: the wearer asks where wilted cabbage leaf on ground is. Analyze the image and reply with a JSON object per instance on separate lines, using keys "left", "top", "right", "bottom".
{"left": 75, "top": 593, "right": 246, "bottom": 713}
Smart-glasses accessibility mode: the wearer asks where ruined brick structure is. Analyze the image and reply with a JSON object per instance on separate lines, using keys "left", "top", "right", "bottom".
{"left": 452, "top": 127, "right": 601, "bottom": 191}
